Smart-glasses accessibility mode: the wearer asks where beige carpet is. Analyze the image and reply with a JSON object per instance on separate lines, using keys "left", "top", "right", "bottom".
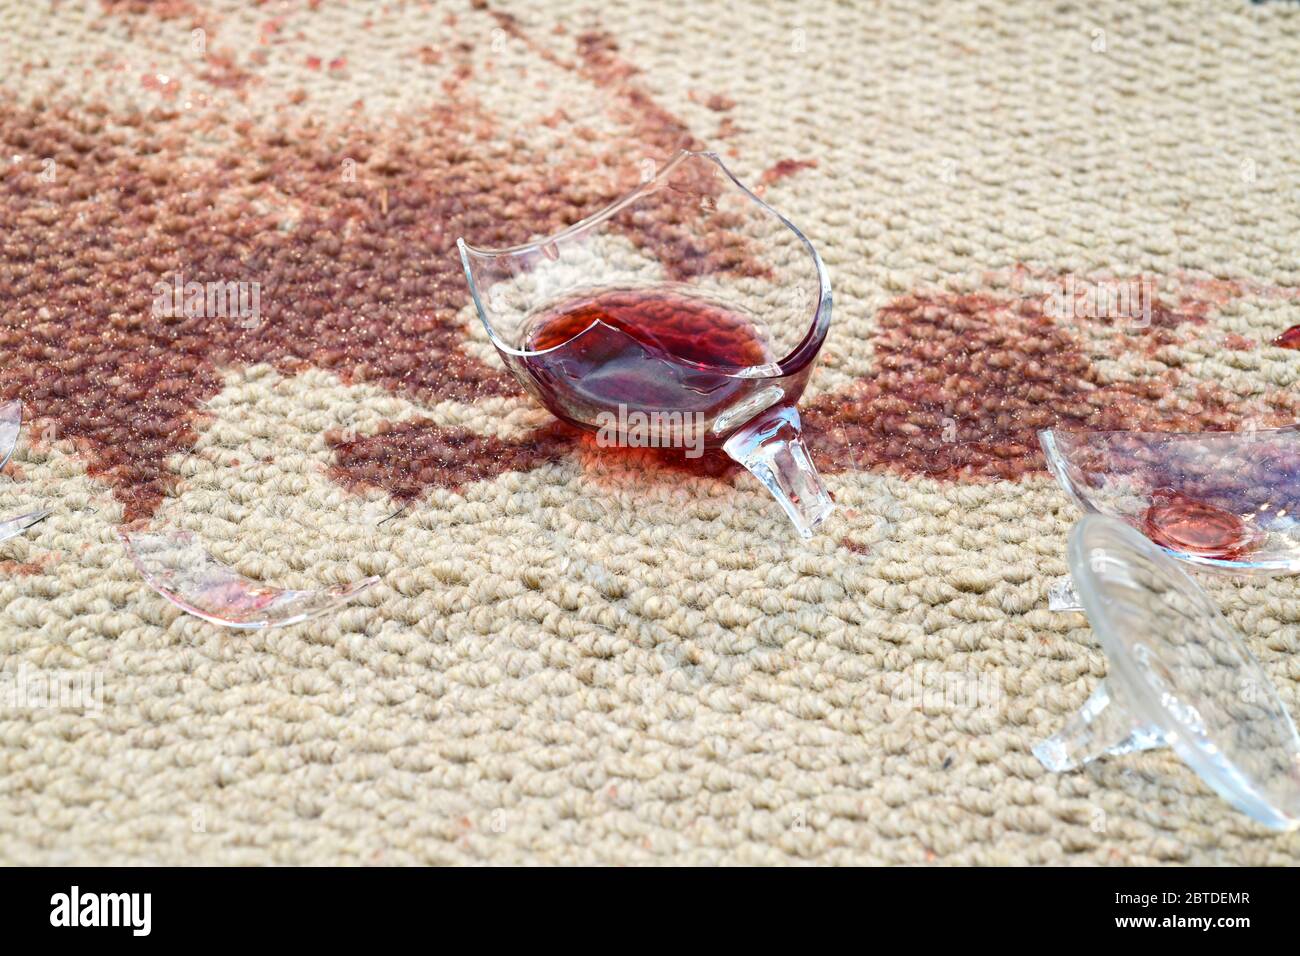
{"left": 1, "top": 0, "right": 1299, "bottom": 864}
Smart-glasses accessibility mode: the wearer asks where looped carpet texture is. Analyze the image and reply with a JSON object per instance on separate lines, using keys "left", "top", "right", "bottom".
{"left": 0, "top": 0, "right": 1298, "bottom": 864}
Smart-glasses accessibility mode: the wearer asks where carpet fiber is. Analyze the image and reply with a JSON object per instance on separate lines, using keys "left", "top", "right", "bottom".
{"left": 1, "top": 0, "right": 1299, "bottom": 864}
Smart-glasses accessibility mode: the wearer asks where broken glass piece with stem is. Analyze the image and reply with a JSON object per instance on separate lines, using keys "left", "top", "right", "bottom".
{"left": 1034, "top": 515, "right": 1300, "bottom": 831}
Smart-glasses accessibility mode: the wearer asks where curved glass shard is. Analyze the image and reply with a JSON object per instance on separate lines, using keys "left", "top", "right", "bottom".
{"left": 0, "top": 404, "right": 50, "bottom": 541}
{"left": 1035, "top": 515, "right": 1300, "bottom": 831}
{"left": 119, "top": 529, "right": 379, "bottom": 629}
{"left": 1040, "top": 425, "right": 1300, "bottom": 572}
{"left": 0, "top": 400, "right": 21, "bottom": 470}
{"left": 0, "top": 508, "right": 50, "bottom": 543}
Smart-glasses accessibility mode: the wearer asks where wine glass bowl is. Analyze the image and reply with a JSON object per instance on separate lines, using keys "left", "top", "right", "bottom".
{"left": 459, "top": 150, "right": 834, "bottom": 537}
{"left": 1039, "top": 425, "right": 1300, "bottom": 573}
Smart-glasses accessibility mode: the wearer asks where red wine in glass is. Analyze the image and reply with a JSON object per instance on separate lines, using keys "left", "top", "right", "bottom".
{"left": 519, "top": 288, "right": 780, "bottom": 446}
{"left": 459, "top": 150, "right": 835, "bottom": 537}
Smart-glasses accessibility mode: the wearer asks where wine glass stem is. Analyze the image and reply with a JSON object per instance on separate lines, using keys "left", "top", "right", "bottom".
{"left": 723, "top": 405, "right": 834, "bottom": 539}
{"left": 1034, "top": 681, "right": 1168, "bottom": 772}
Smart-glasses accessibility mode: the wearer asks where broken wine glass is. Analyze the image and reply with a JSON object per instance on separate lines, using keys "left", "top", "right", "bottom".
{"left": 1034, "top": 514, "right": 1300, "bottom": 831}
{"left": 459, "top": 150, "right": 835, "bottom": 537}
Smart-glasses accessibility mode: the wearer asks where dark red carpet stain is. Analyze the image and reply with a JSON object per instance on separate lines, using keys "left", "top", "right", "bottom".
{"left": 839, "top": 537, "right": 874, "bottom": 556}
{"left": 0, "top": 10, "right": 764, "bottom": 520}
{"left": 4, "top": 6, "right": 1296, "bottom": 519}
{"left": 580, "top": 443, "right": 739, "bottom": 481}
{"left": 198, "top": 51, "right": 255, "bottom": 92}
{"left": 802, "top": 289, "right": 1298, "bottom": 482}
{"left": 0, "top": 97, "right": 539, "bottom": 518}
{"left": 100, "top": 0, "right": 197, "bottom": 21}
{"left": 0, "top": 552, "right": 59, "bottom": 577}
{"left": 695, "top": 92, "right": 736, "bottom": 112}
{"left": 327, "top": 416, "right": 740, "bottom": 501}
{"left": 327, "top": 419, "right": 575, "bottom": 501}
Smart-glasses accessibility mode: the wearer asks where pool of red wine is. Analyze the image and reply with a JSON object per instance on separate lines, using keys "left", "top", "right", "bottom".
{"left": 519, "top": 289, "right": 778, "bottom": 443}
{"left": 1141, "top": 487, "right": 1264, "bottom": 560}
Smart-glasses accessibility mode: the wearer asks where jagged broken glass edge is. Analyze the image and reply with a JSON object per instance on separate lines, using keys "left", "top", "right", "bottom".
{"left": 118, "top": 528, "right": 379, "bottom": 629}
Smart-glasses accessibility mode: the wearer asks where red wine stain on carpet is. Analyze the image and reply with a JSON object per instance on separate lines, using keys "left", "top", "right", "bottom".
{"left": 2, "top": 6, "right": 1295, "bottom": 518}
{"left": 0, "top": 15, "right": 751, "bottom": 519}
{"left": 327, "top": 420, "right": 575, "bottom": 502}
{"left": 0, "top": 552, "right": 59, "bottom": 577}
{"left": 760, "top": 158, "right": 818, "bottom": 188}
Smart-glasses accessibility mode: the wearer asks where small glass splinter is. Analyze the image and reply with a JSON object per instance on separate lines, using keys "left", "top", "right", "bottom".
{"left": 1034, "top": 515, "right": 1300, "bottom": 831}
{"left": 119, "top": 529, "right": 379, "bottom": 629}
{"left": 0, "top": 509, "right": 50, "bottom": 543}
{"left": 0, "top": 400, "right": 20, "bottom": 470}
